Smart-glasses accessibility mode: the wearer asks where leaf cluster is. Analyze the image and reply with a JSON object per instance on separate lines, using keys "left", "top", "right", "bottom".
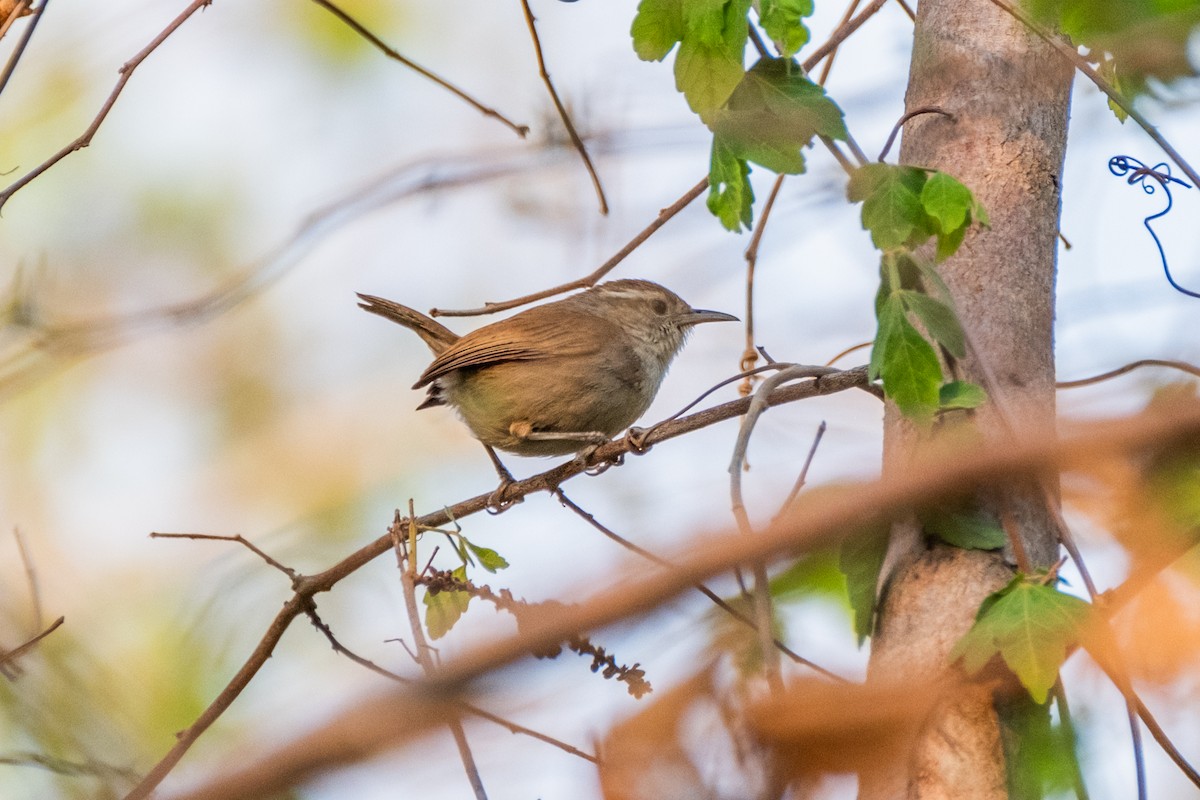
{"left": 951, "top": 575, "right": 1092, "bottom": 704}
{"left": 1024, "top": 0, "right": 1200, "bottom": 116}
{"left": 631, "top": 0, "right": 845, "bottom": 230}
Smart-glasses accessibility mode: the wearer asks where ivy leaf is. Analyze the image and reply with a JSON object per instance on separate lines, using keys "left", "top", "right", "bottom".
{"left": 466, "top": 541, "right": 510, "bottom": 573}
{"left": 709, "top": 57, "right": 847, "bottom": 174}
{"left": 839, "top": 522, "right": 889, "bottom": 645}
{"left": 631, "top": 0, "right": 684, "bottom": 61}
{"left": 922, "top": 507, "right": 1007, "bottom": 550}
{"left": 951, "top": 578, "right": 1092, "bottom": 703}
{"left": 708, "top": 136, "right": 755, "bottom": 231}
{"left": 898, "top": 290, "right": 965, "bottom": 358}
{"left": 873, "top": 294, "right": 942, "bottom": 419}
{"left": 939, "top": 380, "right": 988, "bottom": 410}
{"left": 757, "top": 0, "right": 813, "bottom": 58}
{"left": 423, "top": 566, "right": 471, "bottom": 640}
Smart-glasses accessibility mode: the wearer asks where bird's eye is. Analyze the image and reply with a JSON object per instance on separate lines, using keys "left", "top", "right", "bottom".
{"left": 651, "top": 299, "right": 668, "bottom": 315}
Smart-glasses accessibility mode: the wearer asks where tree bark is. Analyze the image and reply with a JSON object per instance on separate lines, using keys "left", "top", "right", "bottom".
{"left": 861, "top": 1, "right": 1073, "bottom": 798}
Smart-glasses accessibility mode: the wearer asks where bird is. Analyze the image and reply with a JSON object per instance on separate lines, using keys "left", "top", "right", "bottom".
{"left": 357, "top": 279, "right": 737, "bottom": 499}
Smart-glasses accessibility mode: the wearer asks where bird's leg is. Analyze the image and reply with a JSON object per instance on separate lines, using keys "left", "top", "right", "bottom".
{"left": 482, "top": 444, "right": 520, "bottom": 514}
{"left": 508, "top": 422, "right": 621, "bottom": 474}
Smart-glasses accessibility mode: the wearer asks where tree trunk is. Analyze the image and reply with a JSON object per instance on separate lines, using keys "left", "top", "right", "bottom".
{"left": 861, "top": 1, "right": 1073, "bottom": 798}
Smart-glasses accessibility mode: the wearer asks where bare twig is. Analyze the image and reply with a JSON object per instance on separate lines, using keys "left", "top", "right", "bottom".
{"left": 891, "top": 0, "right": 915, "bottom": 21}
{"left": 740, "top": 174, "right": 787, "bottom": 396}
{"left": 150, "top": 532, "right": 298, "bottom": 580}
{"left": 772, "top": 421, "right": 827, "bottom": 520}
{"left": 801, "top": 0, "right": 888, "bottom": 74}
{"left": 310, "top": 0, "right": 527, "bottom": 138}
{"left": 1057, "top": 358, "right": 1200, "bottom": 389}
{"left": 825, "top": 340, "right": 871, "bottom": 366}
{"left": 518, "top": 0, "right": 607, "bottom": 214}
{"left": 157, "top": 402, "right": 1200, "bottom": 800}
{"left": 554, "top": 488, "right": 845, "bottom": 682}
{"left": 13, "top": 526, "right": 41, "bottom": 630}
{"left": 0, "top": 0, "right": 212, "bottom": 212}
{"left": 391, "top": 508, "right": 488, "bottom": 799}
{"left": 816, "top": 0, "right": 863, "bottom": 85}
{"left": 0, "top": 616, "right": 63, "bottom": 669}
{"left": 124, "top": 366, "right": 869, "bottom": 800}
{"left": 431, "top": 177, "right": 707, "bottom": 317}
{"left": 877, "top": 106, "right": 954, "bottom": 162}
{"left": 985, "top": 0, "right": 1200, "bottom": 189}
{"left": 728, "top": 366, "right": 829, "bottom": 692}
{"left": 0, "top": 0, "right": 41, "bottom": 99}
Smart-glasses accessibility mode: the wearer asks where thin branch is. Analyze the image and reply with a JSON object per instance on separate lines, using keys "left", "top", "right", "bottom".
{"left": 0, "top": 0, "right": 212, "bottom": 213}
{"left": 0, "top": 0, "right": 41, "bottom": 99}
{"left": 891, "top": 0, "right": 915, "bottom": 21}
{"left": 1057, "top": 358, "right": 1200, "bottom": 389}
{"left": 816, "top": 0, "right": 863, "bottom": 86}
{"left": 554, "top": 488, "right": 846, "bottom": 682}
{"left": 309, "top": 0, "right": 527, "bottom": 138}
{"left": 740, "top": 174, "right": 787, "bottom": 395}
{"left": 13, "top": 526, "right": 42, "bottom": 630}
{"left": 800, "top": 0, "right": 888, "bottom": 74}
{"left": 1131, "top": 694, "right": 1200, "bottom": 789}
{"left": 517, "top": 0, "right": 607, "bottom": 214}
{"left": 391, "top": 510, "right": 488, "bottom": 799}
{"left": 1051, "top": 681, "right": 1091, "bottom": 800}
{"left": 123, "top": 366, "right": 869, "bottom": 800}
{"left": 824, "top": 340, "right": 871, "bottom": 366}
{"left": 431, "top": 176, "right": 708, "bottom": 317}
{"left": 877, "top": 106, "right": 954, "bottom": 162}
{"left": 985, "top": 0, "right": 1200, "bottom": 189}
{"left": 772, "top": 421, "right": 827, "bottom": 520}
{"left": 729, "top": 367, "right": 823, "bottom": 693}
{"left": 150, "top": 532, "right": 298, "bottom": 580}
{"left": 158, "top": 402, "right": 1200, "bottom": 800}
{"left": 304, "top": 604, "right": 575, "bottom": 763}
{"left": 0, "top": 616, "right": 63, "bottom": 669}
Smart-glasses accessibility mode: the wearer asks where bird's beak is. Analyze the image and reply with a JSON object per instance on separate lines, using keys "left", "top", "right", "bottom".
{"left": 685, "top": 308, "right": 739, "bottom": 325}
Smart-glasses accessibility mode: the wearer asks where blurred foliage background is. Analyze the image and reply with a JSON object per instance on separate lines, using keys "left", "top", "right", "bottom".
{"left": 1, "top": 0, "right": 1199, "bottom": 797}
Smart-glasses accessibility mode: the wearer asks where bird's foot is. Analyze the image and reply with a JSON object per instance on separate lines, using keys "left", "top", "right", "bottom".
{"left": 625, "top": 426, "right": 654, "bottom": 454}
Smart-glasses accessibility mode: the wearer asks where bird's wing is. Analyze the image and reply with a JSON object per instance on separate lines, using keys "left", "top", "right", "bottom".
{"left": 413, "top": 307, "right": 614, "bottom": 388}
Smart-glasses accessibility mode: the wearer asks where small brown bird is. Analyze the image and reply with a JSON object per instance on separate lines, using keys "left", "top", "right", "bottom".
{"left": 357, "top": 280, "right": 736, "bottom": 483}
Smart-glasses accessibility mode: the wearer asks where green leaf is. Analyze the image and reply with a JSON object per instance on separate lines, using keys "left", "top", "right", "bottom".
{"left": 673, "top": 0, "right": 751, "bottom": 115}
{"left": 939, "top": 380, "right": 988, "bottom": 410}
{"left": 920, "top": 171, "right": 974, "bottom": 234}
{"left": 1026, "top": 0, "right": 1200, "bottom": 100}
{"left": 466, "top": 541, "right": 510, "bottom": 573}
{"left": 708, "top": 136, "right": 755, "bottom": 231}
{"left": 934, "top": 220, "right": 968, "bottom": 261}
{"left": 839, "top": 522, "right": 889, "bottom": 645}
{"left": 423, "top": 567, "right": 472, "bottom": 640}
{"left": 873, "top": 294, "right": 943, "bottom": 419}
{"left": 951, "top": 578, "right": 1091, "bottom": 703}
{"left": 770, "top": 549, "right": 848, "bottom": 602}
{"left": 922, "top": 507, "right": 1007, "bottom": 550}
{"left": 858, "top": 167, "right": 925, "bottom": 251}
{"left": 758, "top": 0, "right": 813, "bottom": 57}
{"left": 898, "top": 290, "right": 965, "bottom": 358}
{"left": 708, "top": 58, "right": 847, "bottom": 174}
{"left": 631, "top": 0, "right": 684, "bottom": 61}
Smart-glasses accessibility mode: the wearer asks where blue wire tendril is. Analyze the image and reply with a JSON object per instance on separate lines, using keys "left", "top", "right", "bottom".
{"left": 1108, "top": 155, "right": 1197, "bottom": 299}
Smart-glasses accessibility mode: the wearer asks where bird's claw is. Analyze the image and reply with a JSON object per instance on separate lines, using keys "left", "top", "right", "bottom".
{"left": 485, "top": 479, "right": 521, "bottom": 515}
{"left": 625, "top": 426, "right": 654, "bottom": 454}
